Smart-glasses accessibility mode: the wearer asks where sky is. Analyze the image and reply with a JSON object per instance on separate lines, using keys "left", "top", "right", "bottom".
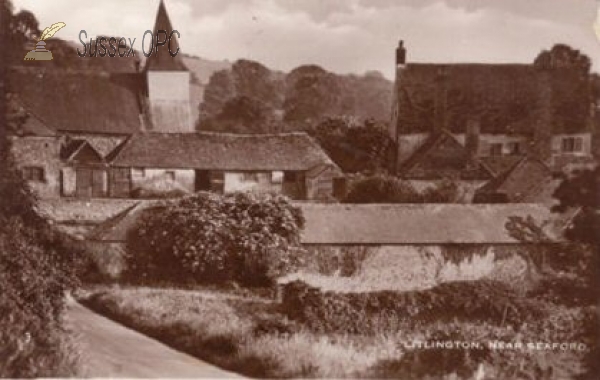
{"left": 13, "top": 0, "right": 600, "bottom": 79}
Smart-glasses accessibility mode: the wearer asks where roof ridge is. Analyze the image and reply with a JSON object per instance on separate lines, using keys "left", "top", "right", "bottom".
{"left": 139, "top": 131, "right": 312, "bottom": 138}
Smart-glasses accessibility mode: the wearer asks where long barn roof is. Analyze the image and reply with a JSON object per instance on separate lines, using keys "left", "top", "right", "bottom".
{"left": 108, "top": 131, "right": 338, "bottom": 171}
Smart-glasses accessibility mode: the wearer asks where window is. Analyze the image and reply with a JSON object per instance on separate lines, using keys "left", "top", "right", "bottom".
{"left": 164, "top": 171, "right": 176, "bottom": 181}
{"left": 490, "top": 143, "right": 503, "bottom": 156}
{"left": 562, "top": 137, "right": 583, "bottom": 153}
{"left": 242, "top": 172, "right": 259, "bottom": 182}
{"left": 271, "top": 171, "right": 284, "bottom": 184}
{"left": 22, "top": 166, "right": 44, "bottom": 182}
{"left": 507, "top": 142, "right": 521, "bottom": 155}
{"left": 132, "top": 168, "right": 145, "bottom": 178}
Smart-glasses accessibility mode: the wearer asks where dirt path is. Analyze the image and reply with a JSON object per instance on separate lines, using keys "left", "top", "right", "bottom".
{"left": 65, "top": 297, "right": 243, "bottom": 378}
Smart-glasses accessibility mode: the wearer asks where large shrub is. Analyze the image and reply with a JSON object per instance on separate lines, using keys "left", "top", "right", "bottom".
{"left": 343, "top": 175, "right": 459, "bottom": 203}
{"left": 126, "top": 192, "right": 305, "bottom": 287}
{"left": 0, "top": 140, "right": 82, "bottom": 376}
{"left": 343, "top": 175, "right": 421, "bottom": 203}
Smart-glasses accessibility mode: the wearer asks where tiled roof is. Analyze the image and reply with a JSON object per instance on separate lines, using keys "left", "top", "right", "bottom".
{"left": 396, "top": 63, "right": 589, "bottom": 135}
{"left": 480, "top": 156, "right": 525, "bottom": 178}
{"left": 298, "top": 203, "right": 563, "bottom": 244}
{"left": 399, "top": 130, "right": 494, "bottom": 180}
{"left": 109, "top": 132, "right": 338, "bottom": 171}
{"left": 88, "top": 201, "right": 568, "bottom": 245}
{"left": 475, "top": 157, "right": 557, "bottom": 203}
{"left": 9, "top": 67, "right": 144, "bottom": 134}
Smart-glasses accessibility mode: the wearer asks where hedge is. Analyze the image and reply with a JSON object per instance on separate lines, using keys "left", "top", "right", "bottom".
{"left": 281, "top": 280, "right": 548, "bottom": 334}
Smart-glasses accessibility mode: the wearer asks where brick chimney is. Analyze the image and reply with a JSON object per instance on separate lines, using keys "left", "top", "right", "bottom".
{"left": 396, "top": 40, "right": 406, "bottom": 66}
{"left": 390, "top": 39, "right": 408, "bottom": 173}
{"left": 465, "top": 118, "right": 480, "bottom": 158}
{"left": 531, "top": 69, "right": 554, "bottom": 164}
{"left": 433, "top": 66, "right": 447, "bottom": 132}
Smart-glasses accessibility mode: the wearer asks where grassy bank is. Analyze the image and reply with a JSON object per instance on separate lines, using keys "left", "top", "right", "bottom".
{"left": 79, "top": 284, "right": 596, "bottom": 379}
{"left": 78, "top": 286, "right": 403, "bottom": 378}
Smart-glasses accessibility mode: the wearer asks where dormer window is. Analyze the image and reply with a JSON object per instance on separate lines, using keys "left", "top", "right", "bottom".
{"left": 561, "top": 137, "right": 583, "bottom": 153}
{"left": 507, "top": 142, "right": 521, "bottom": 155}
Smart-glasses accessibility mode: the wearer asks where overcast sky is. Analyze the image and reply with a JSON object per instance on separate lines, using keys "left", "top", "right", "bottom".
{"left": 13, "top": 0, "right": 600, "bottom": 78}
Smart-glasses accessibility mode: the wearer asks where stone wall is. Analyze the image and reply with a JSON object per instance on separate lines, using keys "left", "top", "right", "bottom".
{"left": 283, "top": 244, "right": 531, "bottom": 293}
{"left": 37, "top": 198, "right": 140, "bottom": 223}
{"left": 10, "top": 136, "right": 62, "bottom": 198}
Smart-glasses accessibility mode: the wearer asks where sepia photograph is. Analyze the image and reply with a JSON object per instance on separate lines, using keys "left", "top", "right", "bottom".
{"left": 0, "top": 0, "right": 599, "bottom": 378}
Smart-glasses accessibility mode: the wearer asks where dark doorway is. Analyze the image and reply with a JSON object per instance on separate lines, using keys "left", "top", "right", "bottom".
{"left": 76, "top": 168, "right": 106, "bottom": 198}
{"left": 195, "top": 170, "right": 211, "bottom": 191}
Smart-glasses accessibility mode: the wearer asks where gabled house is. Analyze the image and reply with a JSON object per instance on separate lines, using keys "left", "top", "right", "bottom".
{"left": 473, "top": 157, "right": 558, "bottom": 204}
{"left": 7, "top": 0, "right": 342, "bottom": 202}
{"left": 398, "top": 129, "right": 494, "bottom": 181}
{"left": 390, "top": 41, "right": 597, "bottom": 179}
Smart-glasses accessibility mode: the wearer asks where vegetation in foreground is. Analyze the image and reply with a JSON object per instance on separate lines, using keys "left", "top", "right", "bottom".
{"left": 79, "top": 286, "right": 402, "bottom": 378}
{"left": 1, "top": 3, "right": 85, "bottom": 375}
{"left": 79, "top": 281, "right": 598, "bottom": 379}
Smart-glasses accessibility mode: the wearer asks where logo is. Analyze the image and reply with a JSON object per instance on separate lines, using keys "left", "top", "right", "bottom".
{"left": 23, "top": 22, "right": 66, "bottom": 61}
{"left": 77, "top": 29, "right": 180, "bottom": 58}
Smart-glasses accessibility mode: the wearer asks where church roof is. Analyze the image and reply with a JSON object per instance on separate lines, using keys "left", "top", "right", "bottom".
{"left": 144, "top": 0, "right": 188, "bottom": 72}
{"left": 9, "top": 67, "right": 144, "bottom": 134}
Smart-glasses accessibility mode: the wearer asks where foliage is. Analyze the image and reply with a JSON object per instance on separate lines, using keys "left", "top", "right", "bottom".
{"left": 199, "top": 60, "right": 393, "bottom": 132}
{"left": 307, "top": 117, "right": 395, "bottom": 173}
{"left": 506, "top": 167, "right": 600, "bottom": 379}
{"left": 0, "top": 10, "right": 83, "bottom": 372}
{"left": 80, "top": 287, "right": 405, "bottom": 378}
{"left": 281, "top": 280, "right": 547, "bottom": 334}
{"left": 343, "top": 175, "right": 459, "bottom": 203}
{"left": 126, "top": 192, "right": 305, "bottom": 287}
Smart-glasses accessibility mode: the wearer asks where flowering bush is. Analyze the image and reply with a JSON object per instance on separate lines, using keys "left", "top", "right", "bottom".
{"left": 126, "top": 192, "right": 305, "bottom": 287}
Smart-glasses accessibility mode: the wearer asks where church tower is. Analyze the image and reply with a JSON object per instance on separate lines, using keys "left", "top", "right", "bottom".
{"left": 144, "top": 0, "right": 192, "bottom": 132}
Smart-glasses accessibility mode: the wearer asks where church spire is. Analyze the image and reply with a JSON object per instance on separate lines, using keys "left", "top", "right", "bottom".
{"left": 145, "top": 0, "right": 187, "bottom": 71}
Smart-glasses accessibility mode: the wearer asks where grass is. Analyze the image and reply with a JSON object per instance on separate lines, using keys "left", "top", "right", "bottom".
{"left": 78, "top": 283, "right": 596, "bottom": 379}
{"left": 78, "top": 286, "right": 404, "bottom": 378}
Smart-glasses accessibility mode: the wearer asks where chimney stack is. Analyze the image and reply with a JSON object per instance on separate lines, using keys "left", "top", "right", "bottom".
{"left": 433, "top": 66, "right": 447, "bottom": 132}
{"left": 396, "top": 40, "right": 406, "bottom": 66}
{"left": 531, "top": 69, "right": 554, "bottom": 163}
{"left": 465, "top": 118, "right": 480, "bottom": 158}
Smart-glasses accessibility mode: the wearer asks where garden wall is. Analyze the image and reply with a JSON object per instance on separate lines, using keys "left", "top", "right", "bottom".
{"left": 282, "top": 244, "right": 530, "bottom": 293}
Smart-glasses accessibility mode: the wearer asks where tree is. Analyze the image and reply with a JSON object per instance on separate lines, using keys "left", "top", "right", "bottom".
{"left": 307, "top": 117, "right": 395, "bottom": 174}
{"left": 534, "top": 44, "right": 591, "bottom": 73}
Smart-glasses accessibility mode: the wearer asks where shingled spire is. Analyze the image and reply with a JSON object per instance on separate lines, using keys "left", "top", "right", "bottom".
{"left": 144, "top": 0, "right": 193, "bottom": 132}
{"left": 145, "top": 0, "right": 187, "bottom": 71}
